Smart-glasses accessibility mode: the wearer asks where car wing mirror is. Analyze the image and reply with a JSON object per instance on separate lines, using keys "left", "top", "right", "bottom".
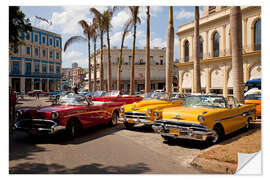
{"left": 86, "top": 96, "right": 92, "bottom": 105}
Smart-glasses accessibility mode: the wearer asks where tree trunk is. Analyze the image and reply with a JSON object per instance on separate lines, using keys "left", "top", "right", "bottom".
{"left": 88, "top": 39, "right": 92, "bottom": 92}
{"left": 165, "top": 6, "right": 174, "bottom": 98}
{"left": 193, "top": 6, "right": 201, "bottom": 93}
{"left": 106, "top": 31, "right": 112, "bottom": 91}
{"left": 117, "top": 34, "right": 125, "bottom": 91}
{"left": 230, "top": 6, "right": 244, "bottom": 103}
{"left": 100, "top": 31, "right": 104, "bottom": 91}
{"left": 93, "top": 38, "right": 97, "bottom": 91}
{"left": 145, "top": 6, "right": 151, "bottom": 93}
{"left": 130, "top": 23, "right": 137, "bottom": 95}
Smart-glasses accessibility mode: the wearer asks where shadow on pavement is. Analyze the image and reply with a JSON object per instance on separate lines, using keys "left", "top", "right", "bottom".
{"left": 9, "top": 162, "right": 151, "bottom": 174}
{"left": 125, "top": 125, "right": 155, "bottom": 133}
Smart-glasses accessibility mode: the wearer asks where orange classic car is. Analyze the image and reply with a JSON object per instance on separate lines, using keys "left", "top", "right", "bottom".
{"left": 245, "top": 94, "right": 261, "bottom": 118}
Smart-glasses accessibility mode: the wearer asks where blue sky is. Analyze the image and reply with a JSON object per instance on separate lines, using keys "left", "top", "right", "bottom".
{"left": 21, "top": 6, "right": 203, "bottom": 68}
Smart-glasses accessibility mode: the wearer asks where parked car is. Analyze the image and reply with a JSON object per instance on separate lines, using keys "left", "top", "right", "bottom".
{"left": 28, "top": 90, "right": 49, "bottom": 97}
{"left": 92, "top": 91, "right": 106, "bottom": 97}
{"left": 245, "top": 94, "right": 261, "bottom": 118}
{"left": 92, "top": 90, "right": 143, "bottom": 105}
{"left": 14, "top": 93, "right": 122, "bottom": 138}
{"left": 49, "top": 90, "right": 62, "bottom": 100}
{"left": 152, "top": 95, "right": 256, "bottom": 144}
{"left": 119, "top": 92, "right": 185, "bottom": 129}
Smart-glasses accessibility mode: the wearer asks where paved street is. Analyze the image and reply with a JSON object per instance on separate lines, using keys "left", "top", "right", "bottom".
{"left": 10, "top": 96, "right": 209, "bottom": 174}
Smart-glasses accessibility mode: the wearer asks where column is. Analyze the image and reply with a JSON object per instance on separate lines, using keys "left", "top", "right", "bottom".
{"left": 179, "top": 38, "right": 182, "bottom": 63}
{"left": 39, "top": 78, "right": 42, "bottom": 90}
{"left": 223, "top": 66, "right": 228, "bottom": 97}
{"left": 178, "top": 71, "right": 183, "bottom": 93}
{"left": 205, "top": 31, "right": 209, "bottom": 59}
{"left": 47, "top": 79, "right": 50, "bottom": 91}
{"left": 191, "top": 69, "right": 194, "bottom": 93}
{"left": 244, "top": 63, "right": 249, "bottom": 82}
{"left": 243, "top": 18, "right": 248, "bottom": 51}
{"left": 222, "top": 25, "right": 226, "bottom": 56}
{"left": 31, "top": 78, "right": 34, "bottom": 90}
{"left": 206, "top": 68, "right": 211, "bottom": 93}
{"left": 20, "top": 77, "right": 25, "bottom": 94}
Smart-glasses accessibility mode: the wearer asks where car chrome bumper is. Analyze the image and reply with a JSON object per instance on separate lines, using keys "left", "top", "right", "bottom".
{"left": 119, "top": 117, "right": 154, "bottom": 125}
{"left": 152, "top": 121, "right": 214, "bottom": 141}
{"left": 14, "top": 119, "right": 66, "bottom": 134}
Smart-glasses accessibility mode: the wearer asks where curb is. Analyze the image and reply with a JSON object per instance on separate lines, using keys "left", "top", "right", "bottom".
{"left": 191, "top": 157, "right": 237, "bottom": 174}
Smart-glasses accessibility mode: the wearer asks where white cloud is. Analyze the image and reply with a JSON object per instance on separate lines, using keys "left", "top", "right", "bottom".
{"left": 175, "top": 8, "right": 204, "bottom": 20}
{"left": 72, "top": 58, "right": 89, "bottom": 68}
{"left": 138, "top": 38, "right": 166, "bottom": 49}
{"left": 111, "top": 9, "right": 130, "bottom": 30}
{"left": 63, "top": 50, "right": 83, "bottom": 60}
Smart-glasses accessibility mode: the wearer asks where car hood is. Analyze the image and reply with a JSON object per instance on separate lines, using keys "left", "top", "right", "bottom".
{"left": 131, "top": 99, "right": 169, "bottom": 108}
{"left": 21, "top": 104, "right": 85, "bottom": 113}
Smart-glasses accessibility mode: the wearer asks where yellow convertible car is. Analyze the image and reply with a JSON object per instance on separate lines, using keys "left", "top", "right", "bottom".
{"left": 152, "top": 94, "right": 256, "bottom": 144}
{"left": 119, "top": 92, "right": 185, "bottom": 129}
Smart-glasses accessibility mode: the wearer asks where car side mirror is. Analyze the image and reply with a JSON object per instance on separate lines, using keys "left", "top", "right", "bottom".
{"left": 86, "top": 95, "right": 92, "bottom": 105}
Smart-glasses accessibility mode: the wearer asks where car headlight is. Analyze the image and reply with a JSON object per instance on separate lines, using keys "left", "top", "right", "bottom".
{"left": 120, "top": 107, "right": 124, "bottom": 113}
{"left": 51, "top": 111, "right": 59, "bottom": 120}
{"left": 198, "top": 115, "right": 205, "bottom": 123}
{"left": 15, "top": 110, "right": 22, "bottom": 121}
{"left": 148, "top": 108, "right": 153, "bottom": 114}
{"left": 154, "top": 111, "right": 160, "bottom": 120}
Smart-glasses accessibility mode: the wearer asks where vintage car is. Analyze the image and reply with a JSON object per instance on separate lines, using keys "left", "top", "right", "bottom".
{"left": 119, "top": 92, "right": 185, "bottom": 129}
{"left": 14, "top": 93, "right": 121, "bottom": 138}
{"left": 152, "top": 95, "right": 256, "bottom": 144}
{"left": 245, "top": 94, "right": 261, "bottom": 118}
{"left": 28, "top": 90, "right": 49, "bottom": 97}
{"left": 92, "top": 90, "right": 143, "bottom": 105}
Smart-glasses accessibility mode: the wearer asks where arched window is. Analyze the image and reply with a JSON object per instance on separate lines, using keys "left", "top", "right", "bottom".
{"left": 184, "top": 40, "right": 189, "bottom": 62}
{"left": 199, "top": 36, "right": 203, "bottom": 60}
{"left": 254, "top": 19, "right": 261, "bottom": 50}
{"left": 213, "top": 32, "right": 219, "bottom": 57}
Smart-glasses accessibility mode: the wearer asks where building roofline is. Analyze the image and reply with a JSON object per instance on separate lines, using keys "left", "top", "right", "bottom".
{"left": 32, "top": 26, "right": 61, "bottom": 37}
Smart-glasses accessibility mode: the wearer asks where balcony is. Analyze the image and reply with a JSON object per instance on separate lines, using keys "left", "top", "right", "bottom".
{"left": 9, "top": 71, "right": 62, "bottom": 79}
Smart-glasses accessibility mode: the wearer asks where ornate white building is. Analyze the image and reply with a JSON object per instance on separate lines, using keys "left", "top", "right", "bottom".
{"left": 176, "top": 6, "right": 261, "bottom": 96}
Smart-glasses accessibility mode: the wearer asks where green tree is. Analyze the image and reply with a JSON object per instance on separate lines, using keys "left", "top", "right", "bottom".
{"left": 9, "top": 6, "right": 32, "bottom": 47}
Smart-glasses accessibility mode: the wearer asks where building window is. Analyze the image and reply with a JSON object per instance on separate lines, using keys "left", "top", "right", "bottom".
{"left": 25, "top": 63, "right": 31, "bottom": 74}
{"left": 12, "top": 45, "right": 18, "bottom": 53}
{"left": 12, "top": 62, "right": 19, "bottom": 74}
{"left": 56, "top": 40, "right": 59, "bottom": 47}
{"left": 184, "top": 40, "right": 189, "bottom": 62}
{"left": 42, "top": 49, "right": 47, "bottom": 57}
{"left": 128, "top": 56, "right": 132, "bottom": 64}
{"left": 254, "top": 19, "right": 261, "bottom": 50}
{"left": 56, "top": 52, "right": 60, "bottom": 59}
{"left": 150, "top": 56, "right": 153, "bottom": 63}
{"left": 139, "top": 58, "right": 144, "bottom": 65}
{"left": 34, "top": 48, "right": 39, "bottom": 56}
{"left": 49, "top": 51, "right": 53, "bottom": 58}
{"left": 42, "top": 64, "right": 47, "bottom": 73}
{"left": 49, "top": 38, "right": 53, "bottom": 46}
{"left": 26, "top": 32, "right": 30, "bottom": 40}
{"left": 26, "top": 47, "right": 31, "bottom": 55}
{"left": 213, "top": 32, "right": 219, "bottom": 57}
{"left": 199, "top": 36, "right": 203, "bottom": 60}
{"left": 35, "top": 34, "right": 38, "bottom": 42}
{"left": 42, "top": 36, "right": 46, "bottom": 44}
{"left": 34, "top": 63, "right": 40, "bottom": 72}
{"left": 160, "top": 59, "right": 163, "bottom": 65}
{"left": 50, "top": 65, "right": 54, "bottom": 73}
{"left": 56, "top": 66, "right": 60, "bottom": 74}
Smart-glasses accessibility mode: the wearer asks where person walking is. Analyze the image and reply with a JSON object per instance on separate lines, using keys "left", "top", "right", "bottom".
{"left": 36, "top": 91, "right": 40, "bottom": 100}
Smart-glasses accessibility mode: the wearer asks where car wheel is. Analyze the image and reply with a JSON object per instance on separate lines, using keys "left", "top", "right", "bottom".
{"left": 211, "top": 125, "right": 224, "bottom": 144}
{"left": 124, "top": 122, "right": 134, "bottom": 130}
{"left": 244, "top": 118, "right": 252, "bottom": 131}
{"left": 109, "top": 111, "right": 118, "bottom": 126}
{"left": 66, "top": 119, "right": 78, "bottom": 139}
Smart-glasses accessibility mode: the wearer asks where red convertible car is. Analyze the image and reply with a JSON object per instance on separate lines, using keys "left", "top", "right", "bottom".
{"left": 28, "top": 90, "right": 49, "bottom": 96}
{"left": 92, "top": 90, "right": 143, "bottom": 105}
{"left": 14, "top": 93, "right": 121, "bottom": 138}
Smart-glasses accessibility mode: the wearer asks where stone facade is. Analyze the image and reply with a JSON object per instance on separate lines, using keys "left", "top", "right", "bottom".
{"left": 176, "top": 6, "right": 261, "bottom": 95}
{"left": 9, "top": 26, "right": 62, "bottom": 93}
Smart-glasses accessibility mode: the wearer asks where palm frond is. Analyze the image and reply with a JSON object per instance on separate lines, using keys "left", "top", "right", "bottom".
{"left": 78, "top": 20, "right": 90, "bottom": 30}
{"left": 64, "top": 36, "right": 87, "bottom": 52}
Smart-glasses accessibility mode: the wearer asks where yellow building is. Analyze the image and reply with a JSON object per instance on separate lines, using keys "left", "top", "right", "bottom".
{"left": 176, "top": 6, "right": 261, "bottom": 96}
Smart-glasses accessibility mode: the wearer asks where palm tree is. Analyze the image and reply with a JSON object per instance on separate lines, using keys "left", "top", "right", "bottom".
{"left": 117, "top": 21, "right": 132, "bottom": 91}
{"left": 193, "top": 6, "right": 201, "bottom": 93}
{"left": 145, "top": 6, "right": 151, "bottom": 93}
{"left": 90, "top": 8, "right": 105, "bottom": 91}
{"left": 64, "top": 20, "right": 94, "bottom": 91}
{"left": 92, "top": 18, "right": 99, "bottom": 91}
{"left": 165, "top": 6, "right": 174, "bottom": 98}
{"left": 128, "top": 6, "right": 141, "bottom": 95}
{"left": 230, "top": 6, "right": 244, "bottom": 103}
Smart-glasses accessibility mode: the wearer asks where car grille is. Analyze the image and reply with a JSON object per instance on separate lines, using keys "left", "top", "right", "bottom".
{"left": 17, "top": 119, "right": 56, "bottom": 129}
{"left": 155, "top": 120, "right": 209, "bottom": 132}
{"left": 124, "top": 111, "right": 147, "bottom": 120}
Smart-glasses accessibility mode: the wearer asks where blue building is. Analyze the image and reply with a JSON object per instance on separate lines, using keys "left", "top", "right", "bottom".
{"left": 9, "top": 26, "right": 62, "bottom": 93}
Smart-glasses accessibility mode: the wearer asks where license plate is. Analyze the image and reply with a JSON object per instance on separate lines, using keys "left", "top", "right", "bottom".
{"left": 28, "top": 130, "right": 37, "bottom": 134}
{"left": 128, "top": 119, "right": 135, "bottom": 123}
{"left": 169, "top": 128, "right": 180, "bottom": 135}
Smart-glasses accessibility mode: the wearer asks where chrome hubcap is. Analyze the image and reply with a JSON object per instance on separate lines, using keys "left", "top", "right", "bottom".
{"left": 212, "top": 130, "right": 219, "bottom": 143}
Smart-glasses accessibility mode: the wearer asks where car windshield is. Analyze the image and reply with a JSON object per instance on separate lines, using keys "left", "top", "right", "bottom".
{"left": 93, "top": 91, "right": 106, "bottom": 97}
{"left": 184, "top": 95, "right": 226, "bottom": 108}
{"left": 105, "top": 91, "right": 120, "bottom": 97}
{"left": 144, "top": 92, "right": 169, "bottom": 100}
{"left": 58, "top": 94, "right": 88, "bottom": 105}
{"left": 245, "top": 94, "right": 261, "bottom": 100}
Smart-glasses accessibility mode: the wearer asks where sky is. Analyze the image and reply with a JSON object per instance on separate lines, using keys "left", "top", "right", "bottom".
{"left": 20, "top": 6, "right": 203, "bottom": 68}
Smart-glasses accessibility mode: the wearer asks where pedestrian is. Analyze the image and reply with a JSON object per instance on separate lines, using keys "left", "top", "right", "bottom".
{"left": 74, "top": 86, "right": 79, "bottom": 94}
{"left": 36, "top": 91, "right": 40, "bottom": 100}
